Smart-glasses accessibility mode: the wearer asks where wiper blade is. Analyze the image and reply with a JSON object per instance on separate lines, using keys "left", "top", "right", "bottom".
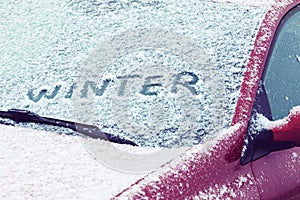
{"left": 0, "top": 109, "right": 137, "bottom": 146}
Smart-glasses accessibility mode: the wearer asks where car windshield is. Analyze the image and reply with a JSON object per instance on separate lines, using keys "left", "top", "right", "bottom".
{"left": 0, "top": 0, "right": 267, "bottom": 147}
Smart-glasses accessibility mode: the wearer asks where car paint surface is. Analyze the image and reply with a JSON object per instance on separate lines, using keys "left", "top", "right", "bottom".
{"left": 114, "top": 124, "right": 260, "bottom": 199}
{"left": 114, "top": 0, "right": 300, "bottom": 199}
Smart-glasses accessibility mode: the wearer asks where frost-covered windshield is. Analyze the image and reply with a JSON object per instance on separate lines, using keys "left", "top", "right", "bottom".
{"left": 0, "top": 0, "right": 267, "bottom": 147}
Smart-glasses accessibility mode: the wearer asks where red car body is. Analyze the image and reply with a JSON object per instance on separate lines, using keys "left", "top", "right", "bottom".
{"left": 114, "top": 1, "right": 300, "bottom": 199}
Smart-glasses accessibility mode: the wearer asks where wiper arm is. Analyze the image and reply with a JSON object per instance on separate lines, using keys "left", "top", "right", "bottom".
{"left": 0, "top": 109, "right": 137, "bottom": 146}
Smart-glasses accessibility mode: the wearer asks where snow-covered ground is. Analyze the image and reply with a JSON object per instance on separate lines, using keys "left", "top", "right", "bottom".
{"left": 0, "top": 125, "right": 146, "bottom": 199}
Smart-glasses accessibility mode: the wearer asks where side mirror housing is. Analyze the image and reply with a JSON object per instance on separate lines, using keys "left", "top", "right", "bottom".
{"left": 272, "top": 106, "right": 300, "bottom": 145}
{"left": 240, "top": 106, "right": 300, "bottom": 165}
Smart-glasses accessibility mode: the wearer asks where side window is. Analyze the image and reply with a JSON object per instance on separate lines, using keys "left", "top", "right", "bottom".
{"left": 263, "top": 8, "right": 300, "bottom": 120}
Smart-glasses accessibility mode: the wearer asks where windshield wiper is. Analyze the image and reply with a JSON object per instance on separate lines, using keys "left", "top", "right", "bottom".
{"left": 0, "top": 109, "right": 137, "bottom": 146}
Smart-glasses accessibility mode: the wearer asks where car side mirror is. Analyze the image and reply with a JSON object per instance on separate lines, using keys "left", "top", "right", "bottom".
{"left": 271, "top": 106, "right": 300, "bottom": 146}
{"left": 240, "top": 106, "right": 300, "bottom": 165}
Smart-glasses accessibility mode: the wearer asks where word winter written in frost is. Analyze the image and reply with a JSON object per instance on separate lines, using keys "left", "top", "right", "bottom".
{"left": 27, "top": 71, "right": 202, "bottom": 102}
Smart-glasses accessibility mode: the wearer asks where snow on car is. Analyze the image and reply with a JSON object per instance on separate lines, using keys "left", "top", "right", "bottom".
{"left": 1, "top": 0, "right": 300, "bottom": 199}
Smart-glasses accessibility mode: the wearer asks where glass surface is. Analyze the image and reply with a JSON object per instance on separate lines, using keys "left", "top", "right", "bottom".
{"left": 0, "top": 0, "right": 267, "bottom": 147}
{"left": 264, "top": 10, "right": 300, "bottom": 120}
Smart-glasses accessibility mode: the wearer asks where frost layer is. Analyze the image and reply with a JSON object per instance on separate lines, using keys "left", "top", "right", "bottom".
{"left": 0, "top": 0, "right": 267, "bottom": 147}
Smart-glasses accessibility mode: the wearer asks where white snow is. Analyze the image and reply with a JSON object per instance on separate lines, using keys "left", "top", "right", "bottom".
{"left": 292, "top": 152, "right": 298, "bottom": 158}
{"left": 0, "top": 125, "right": 147, "bottom": 199}
{"left": 254, "top": 105, "right": 300, "bottom": 132}
{"left": 213, "top": 0, "right": 275, "bottom": 7}
{"left": 284, "top": 151, "right": 300, "bottom": 172}
{"left": 114, "top": 123, "right": 248, "bottom": 199}
{"left": 0, "top": 0, "right": 281, "bottom": 199}
{"left": 194, "top": 173, "right": 254, "bottom": 200}
{"left": 0, "top": 0, "right": 268, "bottom": 147}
